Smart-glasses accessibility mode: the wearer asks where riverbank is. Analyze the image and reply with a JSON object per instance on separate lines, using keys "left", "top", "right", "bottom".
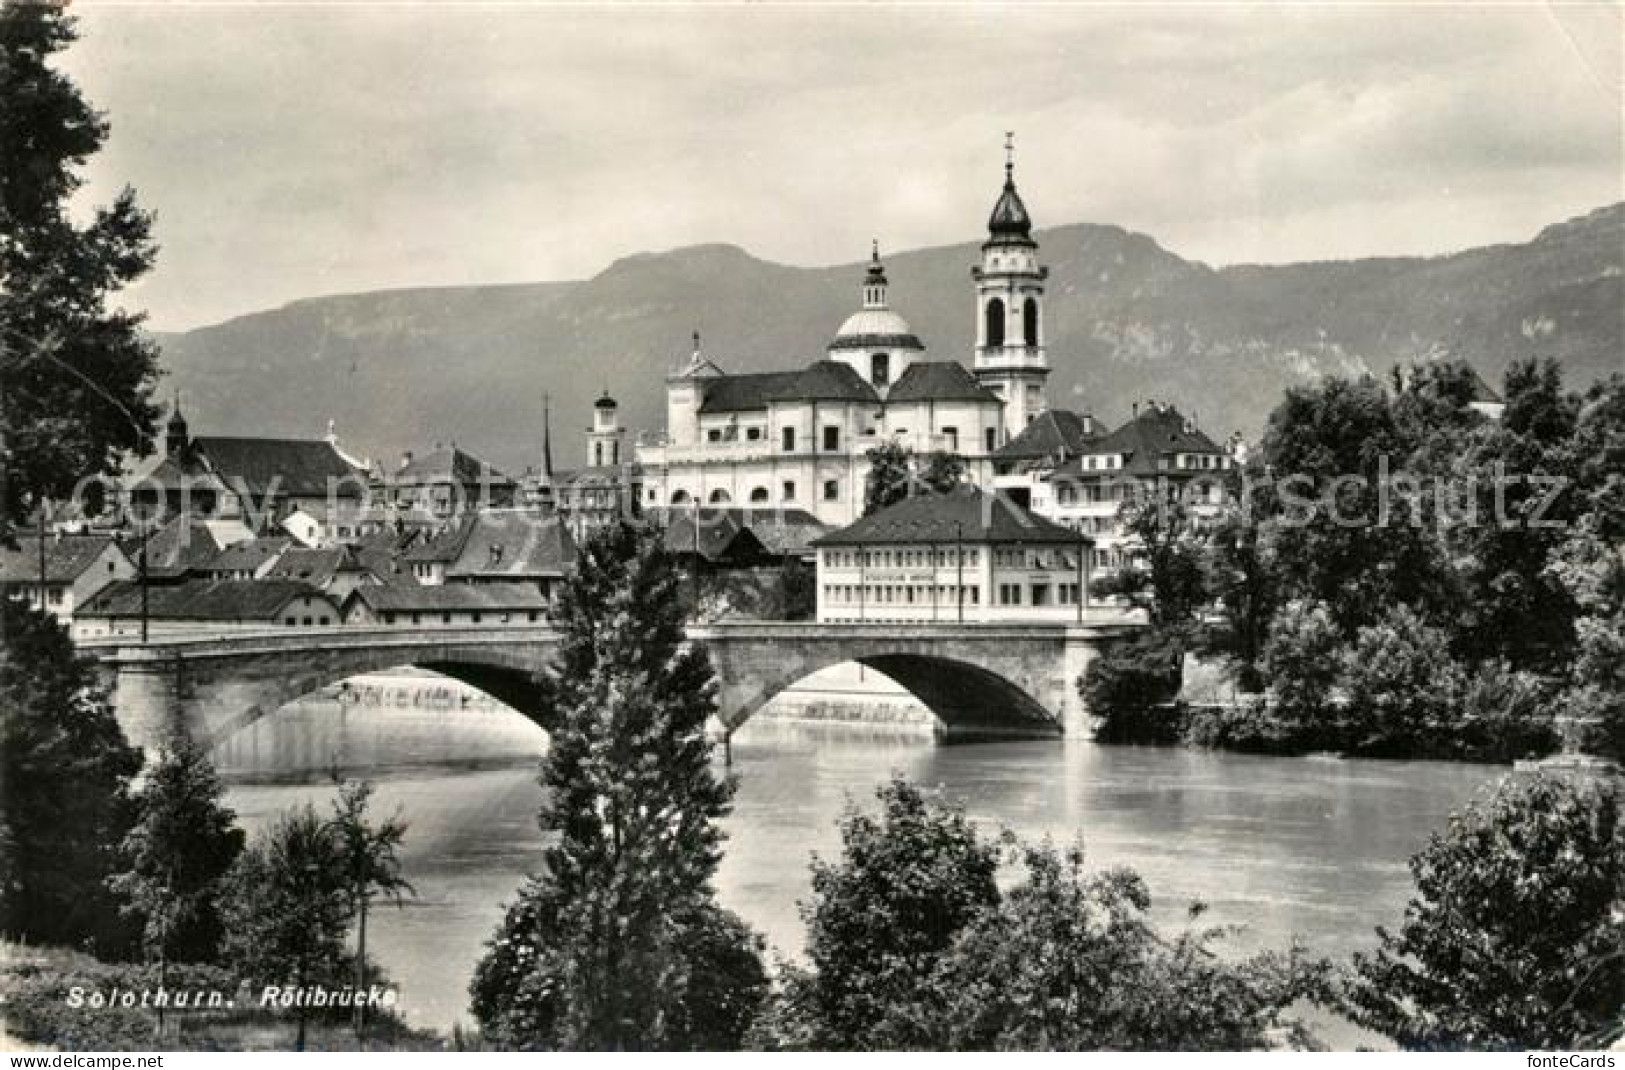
{"left": 0, "top": 943, "right": 453, "bottom": 1052}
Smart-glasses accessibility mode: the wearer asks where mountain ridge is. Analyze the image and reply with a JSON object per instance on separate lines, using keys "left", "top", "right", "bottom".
{"left": 153, "top": 203, "right": 1624, "bottom": 475}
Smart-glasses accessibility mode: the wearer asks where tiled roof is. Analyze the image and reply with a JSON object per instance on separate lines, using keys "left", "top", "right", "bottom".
{"left": 402, "top": 517, "right": 476, "bottom": 563}
{"left": 813, "top": 485, "right": 1089, "bottom": 547}
{"left": 264, "top": 545, "right": 372, "bottom": 586}
{"left": 886, "top": 362, "right": 1002, "bottom": 404}
{"left": 658, "top": 511, "right": 772, "bottom": 563}
{"left": 0, "top": 534, "right": 126, "bottom": 585}
{"left": 138, "top": 517, "right": 233, "bottom": 579}
{"left": 390, "top": 446, "right": 516, "bottom": 488}
{"left": 344, "top": 582, "right": 548, "bottom": 614}
{"left": 993, "top": 409, "right": 1104, "bottom": 461}
{"left": 199, "top": 538, "right": 291, "bottom": 576}
{"left": 646, "top": 507, "right": 829, "bottom": 557}
{"left": 1057, "top": 404, "right": 1224, "bottom": 478}
{"left": 79, "top": 579, "right": 333, "bottom": 621}
{"left": 446, "top": 512, "right": 576, "bottom": 579}
{"left": 698, "top": 361, "right": 878, "bottom": 413}
{"left": 192, "top": 437, "right": 366, "bottom": 498}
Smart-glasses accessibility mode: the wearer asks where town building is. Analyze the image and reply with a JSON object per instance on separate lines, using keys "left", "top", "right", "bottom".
{"left": 400, "top": 509, "right": 575, "bottom": 599}
{"left": 0, "top": 534, "right": 135, "bottom": 621}
{"left": 74, "top": 579, "right": 342, "bottom": 641}
{"left": 637, "top": 146, "right": 1054, "bottom": 527}
{"left": 263, "top": 544, "right": 383, "bottom": 602}
{"left": 135, "top": 516, "right": 255, "bottom": 582}
{"left": 1037, "top": 401, "right": 1233, "bottom": 572}
{"left": 810, "top": 485, "right": 1091, "bottom": 624}
{"left": 194, "top": 537, "right": 292, "bottom": 581}
{"left": 375, "top": 444, "right": 519, "bottom": 519}
{"left": 340, "top": 582, "right": 550, "bottom": 628}
{"left": 126, "top": 401, "right": 368, "bottom": 533}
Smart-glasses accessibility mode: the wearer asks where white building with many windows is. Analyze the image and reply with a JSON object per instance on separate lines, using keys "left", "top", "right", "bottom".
{"left": 810, "top": 486, "right": 1091, "bottom": 624}
{"left": 637, "top": 149, "right": 1054, "bottom": 527}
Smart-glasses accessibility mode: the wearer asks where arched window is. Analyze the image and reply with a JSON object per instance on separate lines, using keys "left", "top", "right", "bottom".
{"left": 870, "top": 352, "right": 890, "bottom": 388}
{"left": 1023, "top": 298, "right": 1039, "bottom": 346}
{"left": 670, "top": 489, "right": 692, "bottom": 504}
{"left": 708, "top": 488, "right": 732, "bottom": 504}
{"left": 749, "top": 487, "right": 770, "bottom": 503}
{"left": 985, "top": 298, "right": 1005, "bottom": 347}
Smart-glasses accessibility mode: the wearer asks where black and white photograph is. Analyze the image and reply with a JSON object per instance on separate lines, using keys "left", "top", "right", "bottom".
{"left": 0, "top": 0, "right": 1621, "bottom": 1056}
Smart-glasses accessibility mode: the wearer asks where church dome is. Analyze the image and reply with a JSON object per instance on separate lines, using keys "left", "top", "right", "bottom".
{"left": 988, "top": 176, "right": 1032, "bottom": 240}
{"left": 829, "top": 308, "right": 923, "bottom": 351}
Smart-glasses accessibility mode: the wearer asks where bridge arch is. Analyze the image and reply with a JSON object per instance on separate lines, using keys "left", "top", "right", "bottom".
{"left": 696, "top": 625, "right": 1086, "bottom": 739}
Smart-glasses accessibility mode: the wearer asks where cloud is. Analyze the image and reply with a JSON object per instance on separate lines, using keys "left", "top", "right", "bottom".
{"left": 60, "top": 2, "right": 1622, "bottom": 329}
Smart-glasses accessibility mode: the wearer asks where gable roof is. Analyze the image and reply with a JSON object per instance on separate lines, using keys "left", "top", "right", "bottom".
{"left": 264, "top": 545, "right": 373, "bottom": 586}
{"left": 198, "top": 537, "right": 291, "bottom": 576}
{"left": 0, "top": 534, "right": 127, "bottom": 585}
{"left": 446, "top": 511, "right": 576, "bottom": 579}
{"left": 993, "top": 409, "right": 1104, "bottom": 462}
{"left": 79, "top": 579, "right": 334, "bottom": 621}
{"left": 698, "top": 361, "right": 878, "bottom": 413}
{"left": 658, "top": 510, "right": 773, "bottom": 563}
{"left": 646, "top": 507, "right": 829, "bottom": 557}
{"left": 343, "top": 582, "right": 549, "bottom": 614}
{"left": 1060, "top": 404, "right": 1225, "bottom": 477}
{"left": 139, "top": 517, "right": 235, "bottom": 579}
{"left": 192, "top": 437, "right": 366, "bottom": 498}
{"left": 402, "top": 516, "right": 477, "bottom": 564}
{"left": 886, "top": 361, "right": 1002, "bottom": 404}
{"left": 391, "top": 445, "right": 516, "bottom": 489}
{"left": 813, "top": 485, "right": 1089, "bottom": 547}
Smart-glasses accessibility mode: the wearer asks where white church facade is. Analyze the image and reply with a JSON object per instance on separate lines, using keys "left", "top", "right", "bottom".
{"left": 636, "top": 150, "right": 1054, "bottom": 527}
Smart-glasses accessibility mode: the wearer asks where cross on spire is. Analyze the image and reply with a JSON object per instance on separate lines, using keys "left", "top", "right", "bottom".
{"left": 1004, "top": 130, "right": 1015, "bottom": 179}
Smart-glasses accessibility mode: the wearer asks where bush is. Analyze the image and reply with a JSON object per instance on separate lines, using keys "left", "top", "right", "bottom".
{"left": 1081, "top": 630, "right": 1186, "bottom": 729}
{"left": 1348, "top": 774, "right": 1623, "bottom": 1050}
{"left": 1339, "top": 606, "right": 1464, "bottom": 756}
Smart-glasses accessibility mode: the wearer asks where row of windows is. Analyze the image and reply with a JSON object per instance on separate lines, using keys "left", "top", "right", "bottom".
{"left": 996, "top": 583, "right": 1083, "bottom": 606}
{"left": 374, "top": 610, "right": 543, "bottom": 625}
{"left": 671, "top": 480, "right": 840, "bottom": 506}
{"left": 824, "top": 584, "right": 982, "bottom": 606}
{"left": 695, "top": 424, "right": 983, "bottom": 454}
{"left": 821, "top": 548, "right": 983, "bottom": 569}
{"left": 992, "top": 548, "right": 1083, "bottom": 570}
{"left": 283, "top": 615, "right": 334, "bottom": 626}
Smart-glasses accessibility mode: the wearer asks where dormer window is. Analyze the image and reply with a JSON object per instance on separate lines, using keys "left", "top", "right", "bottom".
{"left": 870, "top": 352, "right": 890, "bottom": 388}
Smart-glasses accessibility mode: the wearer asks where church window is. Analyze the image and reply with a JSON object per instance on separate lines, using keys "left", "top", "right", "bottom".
{"left": 782, "top": 480, "right": 796, "bottom": 501}
{"left": 942, "top": 427, "right": 958, "bottom": 452}
{"left": 746, "top": 427, "right": 762, "bottom": 441}
{"left": 671, "top": 489, "right": 692, "bottom": 504}
{"left": 707, "top": 429, "right": 722, "bottom": 443}
{"left": 1023, "top": 298, "right": 1039, "bottom": 346}
{"left": 782, "top": 427, "right": 796, "bottom": 452}
{"left": 985, "top": 427, "right": 997, "bottom": 452}
{"left": 823, "top": 480, "right": 840, "bottom": 502}
{"left": 749, "top": 487, "right": 770, "bottom": 503}
{"left": 985, "top": 298, "right": 1005, "bottom": 347}
{"left": 594, "top": 442, "right": 604, "bottom": 466}
{"left": 871, "top": 352, "right": 890, "bottom": 388}
{"left": 823, "top": 426, "right": 841, "bottom": 451}
{"left": 709, "top": 488, "right": 732, "bottom": 504}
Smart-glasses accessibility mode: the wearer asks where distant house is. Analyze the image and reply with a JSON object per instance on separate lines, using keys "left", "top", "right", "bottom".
{"left": 194, "top": 537, "right": 292, "bottom": 581}
{"left": 1467, "top": 366, "right": 1506, "bottom": 421}
{"left": 401, "top": 510, "right": 575, "bottom": 597}
{"left": 126, "top": 402, "right": 367, "bottom": 534}
{"left": 648, "top": 506, "right": 829, "bottom": 564}
{"left": 263, "top": 545, "right": 382, "bottom": 602}
{"left": 340, "top": 582, "right": 550, "bottom": 628}
{"left": 135, "top": 516, "right": 255, "bottom": 582}
{"left": 74, "top": 579, "right": 342, "bottom": 641}
{"left": 659, "top": 509, "right": 777, "bottom": 572}
{"left": 377, "top": 446, "right": 518, "bottom": 519}
{"left": 0, "top": 534, "right": 135, "bottom": 621}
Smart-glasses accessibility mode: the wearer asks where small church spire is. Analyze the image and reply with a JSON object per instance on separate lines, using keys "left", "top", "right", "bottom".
{"left": 540, "top": 392, "right": 554, "bottom": 481}
{"left": 862, "top": 240, "right": 889, "bottom": 310}
{"left": 1005, "top": 129, "right": 1015, "bottom": 181}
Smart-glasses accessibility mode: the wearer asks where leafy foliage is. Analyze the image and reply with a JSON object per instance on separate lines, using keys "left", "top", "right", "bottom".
{"left": 1080, "top": 629, "right": 1186, "bottom": 736}
{"left": 1094, "top": 495, "right": 1207, "bottom": 629}
{"left": 756, "top": 777, "right": 1000, "bottom": 1049}
{"left": 109, "top": 736, "right": 245, "bottom": 966}
{"left": 1348, "top": 774, "right": 1623, "bottom": 1050}
{"left": 890, "top": 843, "right": 1331, "bottom": 1050}
{"left": 328, "top": 779, "right": 413, "bottom": 1039}
{"left": 0, "top": 2, "right": 162, "bottom": 526}
{"left": 0, "top": 598, "right": 141, "bottom": 953}
{"left": 470, "top": 521, "right": 763, "bottom": 1050}
{"left": 862, "top": 440, "right": 967, "bottom": 515}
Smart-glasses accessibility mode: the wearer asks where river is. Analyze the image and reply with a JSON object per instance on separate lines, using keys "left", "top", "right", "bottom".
{"left": 214, "top": 684, "right": 1508, "bottom": 1044}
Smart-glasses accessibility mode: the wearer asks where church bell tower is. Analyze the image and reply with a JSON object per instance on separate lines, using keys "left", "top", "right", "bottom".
{"left": 973, "top": 134, "right": 1049, "bottom": 440}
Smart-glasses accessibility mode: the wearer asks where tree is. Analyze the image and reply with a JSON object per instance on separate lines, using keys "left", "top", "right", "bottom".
{"left": 0, "top": 2, "right": 162, "bottom": 528}
{"left": 863, "top": 440, "right": 966, "bottom": 515}
{"left": 1200, "top": 500, "right": 1278, "bottom": 691}
{"left": 1349, "top": 774, "right": 1623, "bottom": 1050}
{"left": 893, "top": 843, "right": 1330, "bottom": 1050}
{"left": 1258, "top": 599, "right": 1343, "bottom": 744}
{"left": 757, "top": 777, "right": 1001, "bottom": 1049}
{"left": 1079, "top": 629, "right": 1185, "bottom": 736}
{"left": 328, "top": 779, "right": 413, "bottom": 1043}
{"left": 1337, "top": 605, "right": 1464, "bottom": 755}
{"left": 1094, "top": 493, "right": 1207, "bottom": 629}
{"left": 109, "top": 735, "right": 244, "bottom": 996}
{"left": 0, "top": 597, "right": 140, "bottom": 952}
{"left": 470, "top": 521, "right": 763, "bottom": 1050}
{"left": 221, "top": 804, "right": 352, "bottom": 1051}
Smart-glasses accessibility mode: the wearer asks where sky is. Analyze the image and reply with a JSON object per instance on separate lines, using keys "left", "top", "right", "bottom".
{"left": 61, "top": 1, "right": 1624, "bottom": 332}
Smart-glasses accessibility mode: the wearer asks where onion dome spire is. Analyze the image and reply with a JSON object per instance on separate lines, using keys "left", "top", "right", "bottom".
{"left": 987, "top": 130, "right": 1033, "bottom": 240}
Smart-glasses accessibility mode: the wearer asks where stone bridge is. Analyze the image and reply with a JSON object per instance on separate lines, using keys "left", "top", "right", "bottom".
{"left": 84, "top": 618, "right": 1141, "bottom": 754}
